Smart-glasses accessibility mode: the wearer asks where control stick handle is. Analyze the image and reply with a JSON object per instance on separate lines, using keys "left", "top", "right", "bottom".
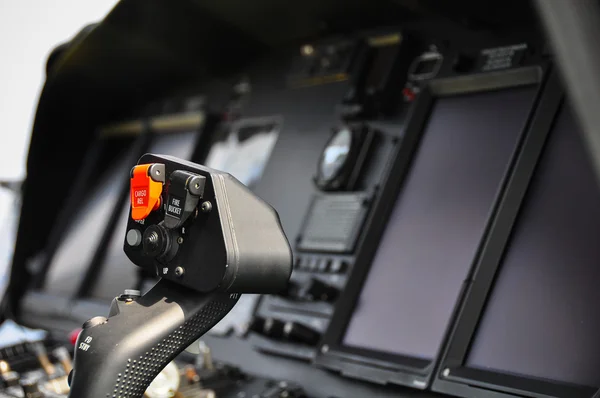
{"left": 68, "top": 155, "right": 292, "bottom": 397}
{"left": 68, "top": 280, "right": 239, "bottom": 398}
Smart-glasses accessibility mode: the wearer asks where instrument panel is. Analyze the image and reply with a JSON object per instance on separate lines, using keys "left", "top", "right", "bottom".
{"left": 7, "top": 16, "right": 599, "bottom": 398}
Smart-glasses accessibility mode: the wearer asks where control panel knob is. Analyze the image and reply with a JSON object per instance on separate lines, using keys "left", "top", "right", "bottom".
{"left": 2, "top": 371, "right": 19, "bottom": 388}
{"left": 249, "top": 316, "right": 285, "bottom": 339}
{"left": 283, "top": 321, "right": 321, "bottom": 345}
{"left": 304, "top": 278, "right": 339, "bottom": 302}
{"left": 278, "top": 280, "right": 301, "bottom": 299}
{"left": 263, "top": 317, "right": 285, "bottom": 339}
{"left": 21, "top": 378, "right": 43, "bottom": 398}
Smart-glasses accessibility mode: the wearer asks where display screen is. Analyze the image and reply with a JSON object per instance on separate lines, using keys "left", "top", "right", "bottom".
{"left": 466, "top": 107, "right": 600, "bottom": 387}
{"left": 44, "top": 146, "right": 132, "bottom": 296}
{"left": 90, "top": 131, "right": 198, "bottom": 300}
{"left": 342, "top": 87, "right": 538, "bottom": 360}
{"left": 203, "top": 121, "right": 279, "bottom": 190}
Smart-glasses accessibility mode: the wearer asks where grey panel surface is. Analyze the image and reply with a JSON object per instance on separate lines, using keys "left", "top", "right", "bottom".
{"left": 467, "top": 107, "right": 600, "bottom": 388}
{"left": 342, "top": 87, "right": 538, "bottom": 360}
{"left": 90, "top": 131, "right": 198, "bottom": 299}
{"left": 202, "top": 335, "right": 444, "bottom": 398}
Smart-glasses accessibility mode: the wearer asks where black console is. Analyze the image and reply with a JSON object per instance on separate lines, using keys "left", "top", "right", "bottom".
{"left": 6, "top": 2, "right": 600, "bottom": 397}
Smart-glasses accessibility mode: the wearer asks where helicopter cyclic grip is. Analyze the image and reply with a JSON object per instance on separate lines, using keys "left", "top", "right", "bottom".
{"left": 67, "top": 282, "right": 238, "bottom": 398}
{"left": 67, "top": 154, "right": 293, "bottom": 398}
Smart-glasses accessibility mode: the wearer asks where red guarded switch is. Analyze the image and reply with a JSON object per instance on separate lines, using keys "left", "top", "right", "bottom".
{"left": 130, "top": 163, "right": 165, "bottom": 220}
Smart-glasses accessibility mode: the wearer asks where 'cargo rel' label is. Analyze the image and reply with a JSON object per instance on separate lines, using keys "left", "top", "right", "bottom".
{"left": 133, "top": 188, "right": 148, "bottom": 206}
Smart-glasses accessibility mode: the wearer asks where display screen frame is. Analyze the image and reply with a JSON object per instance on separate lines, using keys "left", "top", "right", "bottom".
{"left": 32, "top": 110, "right": 210, "bottom": 304}
{"left": 35, "top": 133, "right": 147, "bottom": 294}
{"left": 315, "top": 64, "right": 548, "bottom": 390}
{"left": 431, "top": 73, "right": 598, "bottom": 398}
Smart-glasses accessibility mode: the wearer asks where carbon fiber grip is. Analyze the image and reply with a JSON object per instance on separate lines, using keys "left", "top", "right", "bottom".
{"left": 68, "top": 280, "right": 239, "bottom": 398}
{"left": 112, "top": 299, "right": 233, "bottom": 397}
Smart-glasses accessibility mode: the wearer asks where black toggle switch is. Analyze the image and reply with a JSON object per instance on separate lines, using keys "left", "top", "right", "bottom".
{"left": 250, "top": 316, "right": 285, "bottom": 339}
{"left": 304, "top": 278, "right": 339, "bottom": 302}
{"left": 263, "top": 318, "right": 285, "bottom": 339}
{"left": 278, "top": 280, "right": 301, "bottom": 300}
{"left": 163, "top": 170, "right": 205, "bottom": 229}
{"left": 249, "top": 315, "right": 266, "bottom": 333}
{"left": 329, "top": 259, "right": 348, "bottom": 273}
{"left": 21, "top": 378, "right": 43, "bottom": 398}
{"left": 283, "top": 321, "right": 321, "bottom": 345}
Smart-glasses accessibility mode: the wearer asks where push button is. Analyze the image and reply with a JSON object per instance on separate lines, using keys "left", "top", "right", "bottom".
{"left": 130, "top": 163, "right": 165, "bottom": 220}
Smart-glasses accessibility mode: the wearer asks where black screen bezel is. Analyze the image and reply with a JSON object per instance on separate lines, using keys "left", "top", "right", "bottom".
{"left": 432, "top": 72, "right": 598, "bottom": 398}
{"left": 31, "top": 110, "right": 211, "bottom": 305}
{"left": 315, "top": 65, "right": 548, "bottom": 389}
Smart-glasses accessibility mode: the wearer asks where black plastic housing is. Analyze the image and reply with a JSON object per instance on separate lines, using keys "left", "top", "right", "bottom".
{"left": 124, "top": 154, "right": 293, "bottom": 294}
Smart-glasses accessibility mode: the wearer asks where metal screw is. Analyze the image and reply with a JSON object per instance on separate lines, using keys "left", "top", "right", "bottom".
{"left": 147, "top": 231, "right": 159, "bottom": 244}
{"left": 442, "top": 368, "right": 450, "bottom": 378}
{"left": 201, "top": 201, "right": 212, "bottom": 213}
{"left": 177, "top": 237, "right": 184, "bottom": 244}
{"left": 321, "top": 345, "right": 329, "bottom": 353}
{"left": 174, "top": 267, "right": 185, "bottom": 277}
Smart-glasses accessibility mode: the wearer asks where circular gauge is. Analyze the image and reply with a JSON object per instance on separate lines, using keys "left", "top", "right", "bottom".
{"left": 320, "top": 128, "right": 352, "bottom": 181}
{"left": 315, "top": 126, "right": 358, "bottom": 191}
{"left": 145, "top": 361, "right": 180, "bottom": 398}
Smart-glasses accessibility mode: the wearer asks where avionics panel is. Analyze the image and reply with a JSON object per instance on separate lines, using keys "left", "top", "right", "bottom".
{"left": 316, "top": 65, "right": 544, "bottom": 389}
{"left": 40, "top": 135, "right": 143, "bottom": 297}
{"left": 41, "top": 110, "right": 207, "bottom": 300}
{"left": 433, "top": 77, "right": 600, "bottom": 398}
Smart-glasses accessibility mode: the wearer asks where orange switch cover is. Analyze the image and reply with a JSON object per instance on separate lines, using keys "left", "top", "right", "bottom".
{"left": 130, "top": 164, "right": 164, "bottom": 220}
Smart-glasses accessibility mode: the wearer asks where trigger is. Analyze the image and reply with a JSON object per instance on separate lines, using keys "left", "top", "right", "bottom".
{"left": 130, "top": 163, "right": 165, "bottom": 220}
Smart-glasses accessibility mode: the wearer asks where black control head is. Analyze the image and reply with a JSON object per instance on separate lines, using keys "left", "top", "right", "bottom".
{"left": 124, "top": 154, "right": 293, "bottom": 294}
